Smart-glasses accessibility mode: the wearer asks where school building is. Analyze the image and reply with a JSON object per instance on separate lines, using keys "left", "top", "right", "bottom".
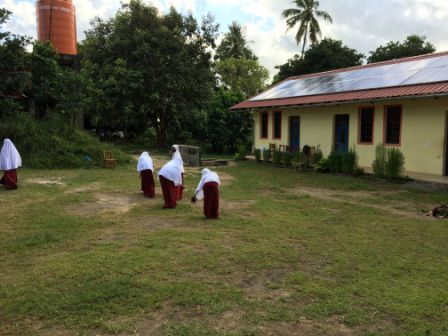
{"left": 231, "top": 52, "right": 448, "bottom": 177}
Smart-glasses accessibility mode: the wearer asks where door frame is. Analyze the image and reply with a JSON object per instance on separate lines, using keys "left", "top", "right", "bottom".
{"left": 289, "top": 115, "right": 301, "bottom": 152}
{"left": 334, "top": 114, "right": 350, "bottom": 152}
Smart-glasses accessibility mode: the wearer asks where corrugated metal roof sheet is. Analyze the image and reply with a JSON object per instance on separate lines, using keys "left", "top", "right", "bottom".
{"left": 231, "top": 51, "right": 448, "bottom": 110}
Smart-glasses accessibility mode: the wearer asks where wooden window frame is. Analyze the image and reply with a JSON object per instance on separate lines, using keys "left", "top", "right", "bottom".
{"left": 272, "top": 111, "right": 282, "bottom": 140}
{"left": 260, "top": 111, "right": 269, "bottom": 139}
{"left": 383, "top": 105, "right": 403, "bottom": 146}
{"left": 357, "top": 106, "right": 375, "bottom": 145}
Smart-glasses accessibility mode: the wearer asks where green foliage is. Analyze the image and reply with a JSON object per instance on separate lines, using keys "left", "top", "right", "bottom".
{"left": 263, "top": 149, "right": 271, "bottom": 162}
{"left": 281, "top": 151, "right": 292, "bottom": 166}
{"left": 0, "top": 8, "right": 32, "bottom": 117}
{"left": 215, "top": 57, "right": 269, "bottom": 97}
{"left": 234, "top": 144, "right": 247, "bottom": 161}
{"left": 272, "top": 150, "right": 282, "bottom": 165}
{"left": 313, "top": 145, "right": 323, "bottom": 163}
{"left": 0, "top": 113, "right": 130, "bottom": 168}
{"left": 207, "top": 87, "right": 251, "bottom": 153}
{"left": 292, "top": 151, "right": 302, "bottom": 167}
{"left": 327, "top": 151, "right": 343, "bottom": 173}
{"left": 81, "top": 0, "right": 218, "bottom": 146}
{"left": 342, "top": 147, "right": 359, "bottom": 175}
{"left": 385, "top": 148, "right": 405, "bottom": 179}
{"left": 254, "top": 148, "right": 262, "bottom": 162}
{"left": 274, "top": 39, "right": 364, "bottom": 83}
{"left": 326, "top": 148, "right": 358, "bottom": 175}
{"left": 315, "top": 158, "right": 329, "bottom": 173}
{"left": 372, "top": 144, "right": 387, "bottom": 177}
{"left": 368, "top": 35, "right": 435, "bottom": 63}
{"left": 214, "top": 21, "right": 257, "bottom": 61}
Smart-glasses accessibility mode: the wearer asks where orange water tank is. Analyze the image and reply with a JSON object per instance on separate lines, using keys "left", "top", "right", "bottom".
{"left": 36, "top": 0, "right": 77, "bottom": 55}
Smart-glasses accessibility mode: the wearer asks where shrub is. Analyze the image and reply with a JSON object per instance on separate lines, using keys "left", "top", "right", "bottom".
{"left": 272, "top": 150, "right": 282, "bottom": 165}
{"left": 313, "top": 145, "right": 323, "bottom": 163}
{"left": 327, "top": 151, "right": 343, "bottom": 173}
{"left": 385, "top": 147, "right": 405, "bottom": 179}
{"left": 315, "top": 158, "right": 329, "bottom": 173}
{"left": 0, "top": 113, "right": 130, "bottom": 168}
{"left": 282, "top": 151, "right": 292, "bottom": 166}
{"left": 234, "top": 144, "right": 247, "bottom": 161}
{"left": 292, "top": 151, "right": 302, "bottom": 168}
{"left": 262, "top": 149, "right": 271, "bottom": 162}
{"left": 254, "top": 148, "right": 262, "bottom": 162}
{"left": 372, "top": 144, "right": 386, "bottom": 177}
{"left": 341, "top": 147, "right": 358, "bottom": 174}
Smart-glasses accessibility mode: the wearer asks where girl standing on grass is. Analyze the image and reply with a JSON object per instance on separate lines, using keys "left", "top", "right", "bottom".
{"left": 191, "top": 168, "right": 220, "bottom": 219}
{"left": 171, "top": 145, "right": 185, "bottom": 200}
{"left": 0, "top": 139, "right": 22, "bottom": 190}
{"left": 158, "top": 153, "right": 183, "bottom": 209}
{"left": 137, "top": 151, "right": 155, "bottom": 198}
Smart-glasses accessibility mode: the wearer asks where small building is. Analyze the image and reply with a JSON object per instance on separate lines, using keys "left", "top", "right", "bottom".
{"left": 231, "top": 52, "right": 448, "bottom": 176}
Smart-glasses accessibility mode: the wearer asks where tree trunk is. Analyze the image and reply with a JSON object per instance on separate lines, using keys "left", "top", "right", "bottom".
{"left": 301, "top": 27, "right": 308, "bottom": 59}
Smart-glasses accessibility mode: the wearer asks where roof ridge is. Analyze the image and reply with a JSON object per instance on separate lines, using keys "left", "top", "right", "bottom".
{"left": 287, "top": 50, "right": 448, "bottom": 81}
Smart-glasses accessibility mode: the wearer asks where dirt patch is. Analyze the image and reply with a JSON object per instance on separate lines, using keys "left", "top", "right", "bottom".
{"left": 65, "top": 182, "right": 101, "bottom": 194}
{"left": 133, "top": 216, "right": 186, "bottom": 230}
{"left": 236, "top": 269, "right": 292, "bottom": 300}
{"left": 67, "top": 192, "right": 145, "bottom": 217}
{"left": 221, "top": 199, "right": 255, "bottom": 210}
{"left": 27, "top": 178, "right": 66, "bottom": 186}
{"left": 287, "top": 186, "right": 436, "bottom": 220}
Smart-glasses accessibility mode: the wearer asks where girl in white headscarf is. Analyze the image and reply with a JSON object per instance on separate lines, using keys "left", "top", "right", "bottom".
{"left": 171, "top": 144, "right": 185, "bottom": 200}
{"left": 0, "top": 139, "right": 22, "bottom": 190}
{"left": 137, "top": 151, "right": 155, "bottom": 198}
{"left": 158, "top": 153, "right": 183, "bottom": 209}
{"left": 191, "top": 168, "right": 221, "bottom": 219}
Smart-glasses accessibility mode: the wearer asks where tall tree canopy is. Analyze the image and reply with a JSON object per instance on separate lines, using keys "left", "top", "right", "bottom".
{"left": 274, "top": 38, "right": 364, "bottom": 83}
{"left": 368, "top": 35, "right": 435, "bottom": 64}
{"left": 81, "top": 0, "right": 219, "bottom": 146}
{"left": 0, "top": 8, "right": 31, "bottom": 117}
{"left": 214, "top": 22, "right": 256, "bottom": 61}
{"left": 282, "top": 0, "right": 333, "bottom": 58}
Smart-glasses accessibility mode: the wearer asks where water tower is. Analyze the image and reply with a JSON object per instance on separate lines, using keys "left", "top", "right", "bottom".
{"left": 36, "top": 0, "right": 78, "bottom": 67}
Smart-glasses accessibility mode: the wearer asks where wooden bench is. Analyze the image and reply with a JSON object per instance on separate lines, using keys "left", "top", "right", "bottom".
{"left": 103, "top": 150, "right": 117, "bottom": 168}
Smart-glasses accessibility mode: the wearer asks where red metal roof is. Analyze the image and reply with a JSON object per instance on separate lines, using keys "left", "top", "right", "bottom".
{"left": 231, "top": 51, "right": 448, "bottom": 110}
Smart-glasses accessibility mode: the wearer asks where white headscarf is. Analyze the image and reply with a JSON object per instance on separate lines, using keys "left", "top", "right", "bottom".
{"left": 137, "top": 151, "right": 154, "bottom": 172}
{"left": 158, "top": 158, "right": 183, "bottom": 186}
{"left": 172, "top": 144, "right": 184, "bottom": 173}
{"left": 0, "top": 139, "right": 22, "bottom": 170}
{"left": 195, "top": 168, "right": 220, "bottom": 195}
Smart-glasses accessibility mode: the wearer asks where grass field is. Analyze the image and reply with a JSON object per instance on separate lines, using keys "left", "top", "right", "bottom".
{"left": 1, "top": 157, "right": 448, "bottom": 336}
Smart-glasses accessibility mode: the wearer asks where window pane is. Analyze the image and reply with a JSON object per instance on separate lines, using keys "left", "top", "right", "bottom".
{"left": 386, "top": 107, "right": 401, "bottom": 144}
{"left": 274, "top": 112, "right": 281, "bottom": 138}
{"left": 360, "top": 108, "right": 374, "bottom": 143}
{"left": 261, "top": 112, "right": 268, "bottom": 138}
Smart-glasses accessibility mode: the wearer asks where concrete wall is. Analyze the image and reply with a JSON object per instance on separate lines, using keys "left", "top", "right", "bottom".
{"left": 253, "top": 96, "right": 448, "bottom": 175}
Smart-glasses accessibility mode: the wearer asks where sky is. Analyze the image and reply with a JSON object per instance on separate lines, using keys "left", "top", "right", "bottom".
{"left": 1, "top": 0, "right": 448, "bottom": 79}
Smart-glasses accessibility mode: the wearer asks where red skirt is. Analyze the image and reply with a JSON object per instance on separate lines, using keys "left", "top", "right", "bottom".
{"left": 203, "top": 182, "right": 219, "bottom": 219}
{"left": 0, "top": 170, "right": 18, "bottom": 190}
{"left": 159, "top": 175, "right": 177, "bottom": 209}
{"left": 140, "top": 169, "right": 155, "bottom": 198}
{"left": 177, "top": 173, "right": 184, "bottom": 200}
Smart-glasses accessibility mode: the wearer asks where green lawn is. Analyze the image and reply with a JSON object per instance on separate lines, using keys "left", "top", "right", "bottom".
{"left": 1, "top": 159, "right": 448, "bottom": 336}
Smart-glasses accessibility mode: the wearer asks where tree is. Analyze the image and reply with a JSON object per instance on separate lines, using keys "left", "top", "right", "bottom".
{"left": 81, "top": 0, "right": 219, "bottom": 146}
{"left": 207, "top": 88, "right": 250, "bottom": 153}
{"left": 0, "top": 8, "right": 32, "bottom": 117}
{"left": 368, "top": 35, "right": 435, "bottom": 64}
{"left": 215, "top": 22, "right": 256, "bottom": 61}
{"left": 282, "top": 0, "right": 333, "bottom": 59}
{"left": 215, "top": 57, "right": 269, "bottom": 97}
{"left": 274, "top": 38, "right": 364, "bottom": 83}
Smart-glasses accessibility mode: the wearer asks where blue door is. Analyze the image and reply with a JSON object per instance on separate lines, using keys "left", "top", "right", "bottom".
{"left": 334, "top": 115, "right": 349, "bottom": 152}
{"left": 289, "top": 116, "right": 300, "bottom": 152}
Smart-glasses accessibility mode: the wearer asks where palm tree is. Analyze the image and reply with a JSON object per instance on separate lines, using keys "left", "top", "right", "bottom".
{"left": 282, "top": 0, "right": 333, "bottom": 58}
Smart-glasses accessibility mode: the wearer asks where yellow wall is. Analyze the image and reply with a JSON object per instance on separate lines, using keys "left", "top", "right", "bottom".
{"left": 253, "top": 97, "right": 448, "bottom": 175}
